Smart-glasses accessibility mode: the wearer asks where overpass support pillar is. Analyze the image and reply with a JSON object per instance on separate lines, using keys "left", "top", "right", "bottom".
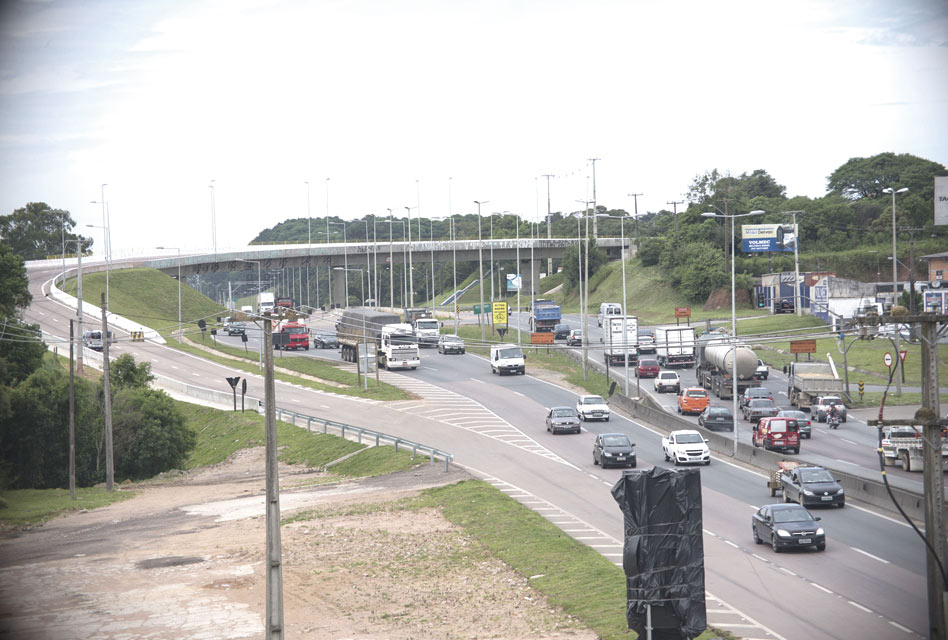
{"left": 332, "top": 268, "right": 348, "bottom": 308}
{"left": 521, "top": 256, "right": 541, "bottom": 299}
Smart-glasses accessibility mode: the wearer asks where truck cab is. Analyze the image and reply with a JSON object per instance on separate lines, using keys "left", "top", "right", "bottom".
{"left": 413, "top": 317, "right": 441, "bottom": 347}
{"left": 753, "top": 416, "right": 800, "bottom": 454}
{"left": 273, "top": 321, "right": 309, "bottom": 350}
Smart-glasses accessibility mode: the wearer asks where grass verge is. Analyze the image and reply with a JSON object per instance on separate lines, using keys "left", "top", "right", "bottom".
{"left": 0, "top": 488, "right": 135, "bottom": 528}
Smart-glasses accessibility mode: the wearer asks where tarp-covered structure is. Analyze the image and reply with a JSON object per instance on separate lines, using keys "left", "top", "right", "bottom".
{"left": 611, "top": 466, "right": 706, "bottom": 639}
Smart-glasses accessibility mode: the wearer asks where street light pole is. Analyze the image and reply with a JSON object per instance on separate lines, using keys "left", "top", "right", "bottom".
{"left": 305, "top": 181, "right": 311, "bottom": 309}
{"left": 627, "top": 192, "right": 643, "bottom": 252}
{"left": 882, "top": 186, "right": 909, "bottom": 396}
{"left": 238, "top": 258, "right": 263, "bottom": 371}
{"left": 209, "top": 180, "right": 217, "bottom": 258}
{"left": 702, "top": 209, "right": 765, "bottom": 456}
{"left": 157, "top": 247, "right": 181, "bottom": 343}
{"left": 405, "top": 205, "right": 416, "bottom": 307}
{"left": 475, "top": 200, "right": 489, "bottom": 342}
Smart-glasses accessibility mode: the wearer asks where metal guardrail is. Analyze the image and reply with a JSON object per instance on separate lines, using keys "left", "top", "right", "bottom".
{"left": 274, "top": 407, "right": 454, "bottom": 472}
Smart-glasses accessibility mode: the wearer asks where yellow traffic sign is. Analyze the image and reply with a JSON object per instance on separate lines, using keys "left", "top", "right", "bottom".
{"left": 492, "top": 301, "right": 508, "bottom": 325}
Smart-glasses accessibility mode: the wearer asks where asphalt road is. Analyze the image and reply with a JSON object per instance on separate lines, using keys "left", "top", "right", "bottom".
{"left": 24, "top": 263, "right": 931, "bottom": 640}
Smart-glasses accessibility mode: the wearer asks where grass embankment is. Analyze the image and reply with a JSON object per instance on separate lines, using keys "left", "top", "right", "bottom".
{"left": 287, "top": 479, "right": 729, "bottom": 640}
{"left": 0, "top": 488, "right": 135, "bottom": 528}
{"left": 63, "top": 268, "right": 410, "bottom": 400}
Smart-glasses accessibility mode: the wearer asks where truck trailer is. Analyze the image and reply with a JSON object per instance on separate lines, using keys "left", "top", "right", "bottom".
{"left": 696, "top": 338, "right": 759, "bottom": 399}
{"left": 336, "top": 308, "right": 420, "bottom": 371}
{"left": 787, "top": 361, "right": 843, "bottom": 411}
{"left": 603, "top": 316, "right": 638, "bottom": 365}
{"left": 529, "top": 301, "right": 562, "bottom": 332}
{"left": 655, "top": 325, "right": 696, "bottom": 367}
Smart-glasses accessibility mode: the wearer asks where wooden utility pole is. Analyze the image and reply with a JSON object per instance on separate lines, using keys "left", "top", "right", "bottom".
{"left": 69, "top": 319, "right": 76, "bottom": 501}
{"left": 101, "top": 293, "right": 113, "bottom": 492}
{"left": 263, "top": 318, "right": 285, "bottom": 639}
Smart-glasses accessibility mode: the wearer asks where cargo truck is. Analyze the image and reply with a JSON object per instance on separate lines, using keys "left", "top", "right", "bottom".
{"left": 787, "top": 361, "right": 843, "bottom": 411}
{"left": 655, "top": 325, "right": 696, "bottom": 367}
{"left": 272, "top": 321, "right": 309, "bottom": 350}
{"left": 696, "top": 338, "right": 759, "bottom": 399}
{"left": 258, "top": 292, "right": 275, "bottom": 314}
{"left": 529, "top": 301, "right": 561, "bottom": 332}
{"left": 881, "top": 425, "right": 948, "bottom": 472}
{"left": 412, "top": 315, "right": 441, "bottom": 348}
{"left": 603, "top": 316, "right": 638, "bottom": 365}
{"left": 336, "top": 308, "right": 420, "bottom": 371}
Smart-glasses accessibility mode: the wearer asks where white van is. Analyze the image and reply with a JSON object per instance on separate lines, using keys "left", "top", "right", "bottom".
{"left": 489, "top": 344, "right": 525, "bottom": 376}
{"left": 598, "top": 302, "right": 622, "bottom": 327}
{"left": 82, "top": 330, "right": 115, "bottom": 351}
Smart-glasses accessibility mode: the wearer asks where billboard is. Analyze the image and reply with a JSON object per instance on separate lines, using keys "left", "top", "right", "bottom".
{"left": 506, "top": 273, "right": 521, "bottom": 292}
{"left": 741, "top": 223, "right": 797, "bottom": 252}
{"left": 936, "top": 176, "right": 948, "bottom": 226}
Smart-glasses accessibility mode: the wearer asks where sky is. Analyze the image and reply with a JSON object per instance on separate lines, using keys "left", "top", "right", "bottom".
{"left": 1, "top": 0, "right": 946, "bottom": 258}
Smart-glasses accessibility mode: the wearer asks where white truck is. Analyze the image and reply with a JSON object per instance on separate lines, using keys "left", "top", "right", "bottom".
{"left": 787, "top": 361, "right": 843, "bottom": 411}
{"left": 655, "top": 325, "right": 696, "bottom": 368}
{"left": 661, "top": 429, "right": 711, "bottom": 466}
{"left": 603, "top": 315, "right": 638, "bottom": 366}
{"left": 337, "top": 309, "right": 420, "bottom": 371}
{"left": 379, "top": 323, "right": 421, "bottom": 370}
{"left": 412, "top": 316, "right": 441, "bottom": 348}
{"left": 881, "top": 426, "right": 948, "bottom": 472}
{"left": 258, "top": 292, "right": 276, "bottom": 314}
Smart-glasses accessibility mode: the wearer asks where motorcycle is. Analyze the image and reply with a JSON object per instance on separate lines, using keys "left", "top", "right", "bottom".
{"left": 828, "top": 413, "right": 840, "bottom": 429}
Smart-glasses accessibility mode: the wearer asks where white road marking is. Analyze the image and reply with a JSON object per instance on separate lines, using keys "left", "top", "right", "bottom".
{"left": 751, "top": 553, "right": 768, "bottom": 562}
{"left": 470, "top": 378, "right": 486, "bottom": 383}
{"left": 848, "top": 601, "right": 873, "bottom": 613}
{"left": 725, "top": 540, "right": 739, "bottom": 549}
{"left": 851, "top": 547, "right": 891, "bottom": 564}
{"left": 841, "top": 438, "right": 858, "bottom": 445}
{"left": 889, "top": 621, "right": 913, "bottom": 633}
{"left": 780, "top": 568, "right": 797, "bottom": 576}
{"left": 424, "top": 367, "right": 438, "bottom": 371}
{"left": 810, "top": 583, "right": 834, "bottom": 594}
{"left": 511, "top": 391, "right": 525, "bottom": 397}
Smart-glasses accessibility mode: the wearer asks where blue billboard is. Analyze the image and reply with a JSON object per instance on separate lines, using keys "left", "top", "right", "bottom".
{"left": 741, "top": 224, "right": 797, "bottom": 252}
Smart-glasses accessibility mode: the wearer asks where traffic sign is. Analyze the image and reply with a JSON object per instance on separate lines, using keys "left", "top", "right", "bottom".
{"left": 858, "top": 380, "right": 865, "bottom": 399}
{"left": 492, "top": 301, "right": 508, "bottom": 325}
{"left": 899, "top": 350, "right": 907, "bottom": 363}
{"left": 883, "top": 352, "right": 893, "bottom": 367}
{"left": 790, "top": 339, "right": 817, "bottom": 354}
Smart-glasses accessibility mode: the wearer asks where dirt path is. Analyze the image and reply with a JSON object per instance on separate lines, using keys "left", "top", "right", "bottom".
{"left": 0, "top": 450, "right": 597, "bottom": 639}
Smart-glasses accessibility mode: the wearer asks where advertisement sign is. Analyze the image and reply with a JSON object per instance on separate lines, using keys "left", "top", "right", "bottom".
{"left": 506, "top": 273, "right": 522, "bottom": 292}
{"left": 491, "top": 301, "right": 508, "bottom": 325}
{"left": 741, "top": 224, "right": 798, "bottom": 252}
{"left": 937, "top": 176, "right": 948, "bottom": 226}
{"left": 675, "top": 307, "right": 691, "bottom": 318}
{"left": 790, "top": 339, "right": 817, "bottom": 354}
{"left": 924, "top": 291, "right": 947, "bottom": 314}
{"left": 531, "top": 332, "right": 555, "bottom": 344}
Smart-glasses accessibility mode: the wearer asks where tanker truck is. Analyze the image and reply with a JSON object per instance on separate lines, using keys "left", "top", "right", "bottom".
{"left": 696, "top": 339, "right": 760, "bottom": 399}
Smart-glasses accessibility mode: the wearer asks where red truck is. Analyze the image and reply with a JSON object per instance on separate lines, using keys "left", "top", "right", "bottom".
{"left": 276, "top": 296, "right": 294, "bottom": 309}
{"left": 273, "top": 321, "right": 309, "bottom": 350}
{"left": 752, "top": 416, "right": 800, "bottom": 454}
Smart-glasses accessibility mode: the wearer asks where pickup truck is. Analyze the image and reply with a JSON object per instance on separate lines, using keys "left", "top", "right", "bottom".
{"left": 661, "top": 429, "right": 711, "bottom": 466}
{"left": 768, "top": 461, "right": 845, "bottom": 508}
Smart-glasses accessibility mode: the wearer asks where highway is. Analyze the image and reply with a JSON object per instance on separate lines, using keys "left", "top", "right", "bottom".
{"left": 24, "top": 261, "right": 930, "bottom": 639}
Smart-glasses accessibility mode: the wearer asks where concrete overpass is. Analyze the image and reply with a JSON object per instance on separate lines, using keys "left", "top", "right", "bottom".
{"left": 139, "top": 237, "right": 630, "bottom": 306}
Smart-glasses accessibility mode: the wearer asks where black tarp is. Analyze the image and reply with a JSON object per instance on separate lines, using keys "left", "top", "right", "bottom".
{"left": 611, "top": 466, "right": 706, "bottom": 639}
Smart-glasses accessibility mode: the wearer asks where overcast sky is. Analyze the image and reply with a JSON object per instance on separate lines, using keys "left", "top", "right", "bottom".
{"left": 1, "top": 0, "right": 946, "bottom": 258}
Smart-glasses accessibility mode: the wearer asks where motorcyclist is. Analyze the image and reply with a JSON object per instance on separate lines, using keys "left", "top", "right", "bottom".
{"left": 828, "top": 403, "right": 839, "bottom": 428}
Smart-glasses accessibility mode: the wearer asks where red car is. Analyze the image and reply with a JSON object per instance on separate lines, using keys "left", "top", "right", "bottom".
{"left": 635, "top": 358, "right": 660, "bottom": 378}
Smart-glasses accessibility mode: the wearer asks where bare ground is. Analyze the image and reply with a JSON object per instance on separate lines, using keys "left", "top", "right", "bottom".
{"left": 0, "top": 448, "right": 598, "bottom": 639}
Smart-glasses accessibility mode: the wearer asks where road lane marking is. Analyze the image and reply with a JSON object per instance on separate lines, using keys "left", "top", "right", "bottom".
{"left": 470, "top": 378, "right": 486, "bottom": 383}
{"left": 889, "top": 621, "right": 913, "bottom": 633}
{"left": 851, "top": 547, "right": 891, "bottom": 564}
{"left": 810, "top": 583, "right": 833, "bottom": 594}
{"left": 424, "top": 367, "right": 438, "bottom": 371}
{"left": 841, "top": 438, "right": 858, "bottom": 445}
{"left": 848, "top": 601, "right": 873, "bottom": 613}
{"left": 780, "top": 568, "right": 796, "bottom": 576}
{"left": 751, "top": 553, "right": 768, "bottom": 562}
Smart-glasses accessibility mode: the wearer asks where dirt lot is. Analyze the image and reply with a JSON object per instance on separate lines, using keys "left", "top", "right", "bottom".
{"left": 0, "top": 448, "right": 597, "bottom": 639}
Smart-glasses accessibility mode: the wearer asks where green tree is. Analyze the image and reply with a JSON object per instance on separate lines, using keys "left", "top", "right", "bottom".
{"left": 110, "top": 388, "right": 194, "bottom": 480}
{"left": 560, "top": 242, "right": 607, "bottom": 293}
{"left": 0, "top": 202, "right": 92, "bottom": 261}
{"left": 671, "top": 242, "right": 728, "bottom": 303}
{"left": 0, "top": 319, "right": 46, "bottom": 386}
{"left": 0, "top": 244, "right": 32, "bottom": 318}
{"left": 110, "top": 354, "right": 155, "bottom": 389}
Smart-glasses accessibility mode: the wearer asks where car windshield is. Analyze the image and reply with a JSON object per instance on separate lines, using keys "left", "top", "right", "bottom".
{"left": 676, "top": 433, "right": 703, "bottom": 444}
{"left": 443, "top": 335, "right": 461, "bottom": 343}
{"left": 320, "top": 333, "right": 336, "bottom": 339}
{"left": 498, "top": 348, "right": 523, "bottom": 359}
{"left": 416, "top": 320, "right": 439, "bottom": 330}
{"left": 287, "top": 327, "right": 307, "bottom": 334}
{"left": 639, "top": 360, "right": 658, "bottom": 367}
{"left": 748, "top": 389, "right": 770, "bottom": 398}
{"left": 749, "top": 399, "right": 775, "bottom": 408}
{"left": 708, "top": 408, "right": 731, "bottom": 417}
{"left": 602, "top": 435, "right": 631, "bottom": 447}
{"left": 686, "top": 390, "right": 708, "bottom": 398}
{"left": 552, "top": 408, "right": 576, "bottom": 418}
{"left": 555, "top": 324, "right": 569, "bottom": 331}
{"left": 772, "top": 507, "right": 815, "bottom": 523}
{"left": 659, "top": 373, "right": 677, "bottom": 379}
{"left": 823, "top": 398, "right": 842, "bottom": 406}
{"left": 572, "top": 330, "right": 583, "bottom": 336}
{"left": 779, "top": 411, "right": 806, "bottom": 420}
{"left": 799, "top": 469, "right": 835, "bottom": 483}
{"left": 582, "top": 396, "right": 605, "bottom": 405}
{"left": 768, "top": 419, "right": 794, "bottom": 433}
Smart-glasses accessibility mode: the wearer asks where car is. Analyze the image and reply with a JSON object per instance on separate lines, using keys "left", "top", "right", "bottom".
{"left": 753, "top": 416, "right": 801, "bottom": 454}
{"left": 741, "top": 386, "right": 774, "bottom": 409}
{"left": 743, "top": 398, "right": 780, "bottom": 422}
{"left": 653, "top": 371, "right": 681, "bottom": 394}
{"left": 677, "top": 387, "right": 710, "bottom": 415}
{"left": 566, "top": 329, "right": 583, "bottom": 346}
{"left": 634, "top": 358, "right": 660, "bottom": 378}
{"left": 225, "top": 321, "right": 246, "bottom": 336}
{"left": 553, "top": 323, "right": 571, "bottom": 340}
{"left": 437, "top": 334, "right": 465, "bottom": 354}
{"left": 662, "top": 429, "right": 711, "bottom": 466}
{"left": 576, "top": 395, "right": 610, "bottom": 421}
{"left": 698, "top": 406, "right": 734, "bottom": 431}
{"left": 777, "top": 409, "right": 812, "bottom": 438}
{"left": 313, "top": 332, "right": 339, "bottom": 349}
{"left": 780, "top": 465, "right": 844, "bottom": 508}
{"left": 636, "top": 329, "right": 656, "bottom": 354}
{"left": 593, "top": 433, "right": 636, "bottom": 469}
{"left": 814, "top": 396, "right": 847, "bottom": 423}
{"left": 752, "top": 503, "right": 825, "bottom": 552}
{"left": 754, "top": 359, "right": 769, "bottom": 380}
{"left": 546, "top": 406, "right": 581, "bottom": 434}
{"left": 775, "top": 299, "right": 795, "bottom": 314}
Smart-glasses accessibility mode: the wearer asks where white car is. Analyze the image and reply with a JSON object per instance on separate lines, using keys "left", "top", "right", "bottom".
{"left": 661, "top": 429, "right": 711, "bottom": 466}
{"left": 576, "top": 395, "right": 610, "bottom": 421}
{"left": 653, "top": 371, "right": 681, "bottom": 393}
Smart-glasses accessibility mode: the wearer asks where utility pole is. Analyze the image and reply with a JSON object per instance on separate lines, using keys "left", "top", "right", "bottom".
{"left": 588, "top": 158, "right": 600, "bottom": 239}
{"left": 76, "top": 241, "right": 84, "bottom": 374}
{"left": 627, "top": 192, "right": 643, "bottom": 253}
{"left": 69, "top": 319, "right": 76, "bottom": 501}
{"left": 543, "top": 174, "right": 554, "bottom": 277}
{"left": 667, "top": 199, "right": 684, "bottom": 234}
{"left": 263, "top": 318, "right": 285, "bottom": 639}
{"left": 101, "top": 293, "right": 114, "bottom": 492}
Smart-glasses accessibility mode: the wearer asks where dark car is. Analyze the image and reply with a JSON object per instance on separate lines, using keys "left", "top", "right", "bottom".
{"left": 775, "top": 299, "right": 795, "bottom": 314}
{"left": 743, "top": 398, "right": 779, "bottom": 422}
{"left": 566, "top": 329, "right": 583, "bottom": 346}
{"left": 741, "top": 386, "right": 774, "bottom": 408}
{"left": 553, "top": 323, "right": 571, "bottom": 340}
{"left": 437, "top": 334, "right": 465, "bottom": 354}
{"left": 546, "top": 406, "right": 581, "bottom": 435}
{"left": 752, "top": 503, "right": 825, "bottom": 552}
{"left": 634, "top": 358, "right": 660, "bottom": 378}
{"left": 593, "top": 433, "right": 636, "bottom": 469}
{"left": 783, "top": 466, "right": 844, "bottom": 508}
{"left": 778, "top": 409, "right": 812, "bottom": 438}
{"left": 313, "top": 332, "right": 339, "bottom": 349}
{"left": 225, "top": 321, "right": 246, "bottom": 336}
{"left": 698, "top": 406, "right": 734, "bottom": 431}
